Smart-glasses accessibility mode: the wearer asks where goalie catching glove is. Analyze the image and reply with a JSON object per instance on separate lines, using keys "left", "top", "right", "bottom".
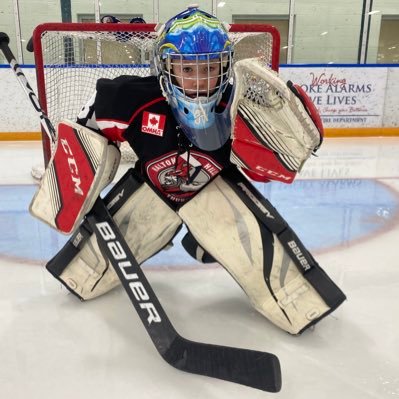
{"left": 230, "top": 58, "right": 324, "bottom": 183}
{"left": 30, "top": 120, "right": 120, "bottom": 234}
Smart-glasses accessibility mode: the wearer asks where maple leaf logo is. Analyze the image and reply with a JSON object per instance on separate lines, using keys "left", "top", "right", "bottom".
{"left": 141, "top": 111, "right": 165, "bottom": 137}
{"left": 149, "top": 116, "right": 159, "bottom": 126}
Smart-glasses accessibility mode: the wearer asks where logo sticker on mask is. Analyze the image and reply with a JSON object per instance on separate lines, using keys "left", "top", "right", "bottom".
{"left": 141, "top": 111, "right": 166, "bottom": 136}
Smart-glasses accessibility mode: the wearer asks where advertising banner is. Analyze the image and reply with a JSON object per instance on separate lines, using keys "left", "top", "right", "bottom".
{"left": 280, "top": 67, "right": 388, "bottom": 127}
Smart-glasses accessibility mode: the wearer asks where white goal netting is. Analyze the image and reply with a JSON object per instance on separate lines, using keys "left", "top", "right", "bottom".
{"left": 32, "top": 22, "right": 280, "bottom": 176}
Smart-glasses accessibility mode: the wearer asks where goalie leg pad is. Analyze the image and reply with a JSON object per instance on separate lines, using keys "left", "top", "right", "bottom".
{"left": 178, "top": 173, "right": 345, "bottom": 334}
{"left": 181, "top": 231, "right": 217, "bottom": 264}
{"left": 46, "top": 169, "right": 182, "bottom": 300}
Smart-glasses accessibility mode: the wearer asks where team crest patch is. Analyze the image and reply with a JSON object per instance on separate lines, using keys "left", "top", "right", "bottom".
{"left": 146, "top": 151, "right": 222, "bottom": 203}
{"left": 141, "top": 111, "right": 166, "bottom": 136}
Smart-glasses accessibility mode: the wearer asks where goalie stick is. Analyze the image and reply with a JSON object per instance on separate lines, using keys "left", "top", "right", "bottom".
{"left": 0, "top": 32, "right": 56, "bottom": 164}
{"left": 87, "top": 197, "right": 281, "bottom": 392}
{"left": 0, "top": 32, "right": 282, "bottom": 392}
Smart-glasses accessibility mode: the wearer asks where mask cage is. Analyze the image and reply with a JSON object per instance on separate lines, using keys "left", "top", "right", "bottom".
{"left": 156, "top": 50, "right": 232, "bottom": 105}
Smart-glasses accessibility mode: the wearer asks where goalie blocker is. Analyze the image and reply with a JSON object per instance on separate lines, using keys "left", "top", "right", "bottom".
{"left": 30, "top": 120, "right": 121, "bottom": 234}
{"left": 47, "top": 167, "right": 345, "bottom": 335}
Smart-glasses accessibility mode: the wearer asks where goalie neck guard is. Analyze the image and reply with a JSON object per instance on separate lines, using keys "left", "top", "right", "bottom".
{"left": 154, "top": 6, "right": 233, "bottom": 151}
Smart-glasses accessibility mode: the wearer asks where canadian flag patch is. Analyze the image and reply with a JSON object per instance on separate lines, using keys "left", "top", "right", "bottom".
{"left": 141, "top": 111, "right": 166, "bottom": 137}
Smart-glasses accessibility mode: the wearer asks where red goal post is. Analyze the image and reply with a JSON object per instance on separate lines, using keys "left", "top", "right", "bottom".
{"left": 32, "top": 22, "right": 280, "bottom": 166}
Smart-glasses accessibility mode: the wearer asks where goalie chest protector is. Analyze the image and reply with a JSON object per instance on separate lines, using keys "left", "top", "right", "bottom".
{"left": 92, "top": 75, "right": 233, "bottom": 204}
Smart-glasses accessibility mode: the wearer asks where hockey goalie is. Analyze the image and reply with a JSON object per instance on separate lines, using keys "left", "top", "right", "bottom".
{"left": 33, "top": 6, "right": 345, "bottom": 336}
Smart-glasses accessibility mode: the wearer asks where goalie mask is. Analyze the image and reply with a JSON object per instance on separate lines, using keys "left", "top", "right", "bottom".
{"left": 154, "top": 6, "right": 233, "bottom": 151}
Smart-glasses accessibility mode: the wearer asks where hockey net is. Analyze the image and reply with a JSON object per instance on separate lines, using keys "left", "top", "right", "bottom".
{"left": 32, "top": 22, "right": 280, "bottom": 178}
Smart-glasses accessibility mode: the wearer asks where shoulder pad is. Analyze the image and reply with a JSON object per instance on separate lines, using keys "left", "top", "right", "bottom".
{"left": 95, "top": 76, "right": 164, "bottom": 122}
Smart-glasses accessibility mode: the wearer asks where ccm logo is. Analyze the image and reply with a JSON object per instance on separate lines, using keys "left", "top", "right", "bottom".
{"left": 96, "top": 221, "right": 161, "bottom": 325}
{"left": 60, "top": 138, "right": 84, "bottom": 196}
{"left": 255, "top": 166, "right": 293, "bottom": 182}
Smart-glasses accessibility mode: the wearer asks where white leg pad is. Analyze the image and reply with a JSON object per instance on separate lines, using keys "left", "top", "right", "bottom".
{"left": 58, "top": 182, "right": 182, "bottom": 300}
{"left": 178, "top": 176, "right": 331, "bottom": 334}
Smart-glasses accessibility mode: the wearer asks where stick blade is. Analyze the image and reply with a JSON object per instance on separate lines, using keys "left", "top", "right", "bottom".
{"left": 163, "top": 337, "right": 281, "bottom": 392}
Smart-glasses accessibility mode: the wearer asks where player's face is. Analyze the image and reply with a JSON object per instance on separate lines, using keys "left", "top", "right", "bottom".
{"left": 171, "top": 59, "right": 221, "bottom": 98}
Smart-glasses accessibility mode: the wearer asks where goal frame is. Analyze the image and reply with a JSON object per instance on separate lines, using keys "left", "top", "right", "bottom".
{"left": 32, "top": 22, "right": 280, "bottom": 165}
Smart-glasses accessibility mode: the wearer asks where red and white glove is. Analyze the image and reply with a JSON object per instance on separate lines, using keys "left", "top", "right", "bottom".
{"left": 30, "top": 120, "right": 120, "bottom": 234}
{"left": 230, "top": 58, "right": 323, "bottom": 183}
